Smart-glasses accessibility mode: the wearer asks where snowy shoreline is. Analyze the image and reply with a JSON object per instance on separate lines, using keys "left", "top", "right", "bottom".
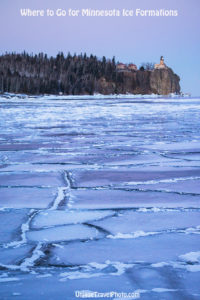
{"left": 0, "top": 92, "right": 191, "bottom": 101}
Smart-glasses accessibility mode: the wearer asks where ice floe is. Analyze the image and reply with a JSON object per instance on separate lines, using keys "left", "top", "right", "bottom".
{"left": 27, "top": 224, "right": 104, "bottom": 242}
{"left": 179, "top": 251, "right": 200, "bottom": 263}
{"left": 31, "top": 210, "right": 115, "bottom": 229}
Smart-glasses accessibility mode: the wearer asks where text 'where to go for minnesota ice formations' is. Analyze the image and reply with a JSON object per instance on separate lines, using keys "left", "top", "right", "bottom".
{"left": 20, "top": 8, "right": 178, "bottom": 18}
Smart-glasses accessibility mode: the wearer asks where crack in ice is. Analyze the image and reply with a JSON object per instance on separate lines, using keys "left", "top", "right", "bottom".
{"left": 3, "top": 209, "right": 37, "bottom": 249}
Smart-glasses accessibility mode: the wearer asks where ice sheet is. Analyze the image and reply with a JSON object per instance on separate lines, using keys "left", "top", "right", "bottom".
{"left": 1, "top": 96, "right": 200, "bottom": 299}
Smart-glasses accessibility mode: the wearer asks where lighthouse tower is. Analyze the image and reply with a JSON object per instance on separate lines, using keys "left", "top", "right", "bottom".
{"left": 160, "top": 56, "right": 164, "bottom": 65}
{"left": 154, "top": 56, "right": 167, "bottom": 69}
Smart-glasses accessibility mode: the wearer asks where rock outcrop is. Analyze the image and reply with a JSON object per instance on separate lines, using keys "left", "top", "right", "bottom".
{"left": 149, "top": 68, "right": 180, "bottom": 95}
{"left": 97, "top": 67, "right": 180, "bottom": 95}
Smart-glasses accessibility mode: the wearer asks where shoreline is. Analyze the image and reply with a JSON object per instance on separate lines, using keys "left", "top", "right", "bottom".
{"left": 0, "top": 92, "right": 191, "bottom": 101}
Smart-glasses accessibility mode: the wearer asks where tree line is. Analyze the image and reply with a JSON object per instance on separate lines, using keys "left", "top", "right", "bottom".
{"left": 0, "top": 52, "right": 125, "bottom": 95}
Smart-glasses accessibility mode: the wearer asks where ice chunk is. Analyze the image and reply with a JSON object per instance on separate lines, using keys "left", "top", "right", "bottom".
{"left": 132, "top": 178, "right": 200, "bottom": 194}
{"left": 31, "top": 210, "right": 115, "bottom": 229}
{"left": 0, "top": 188, "right": 57, "bottom": 208}
{"left": 68, "top": 189, "right": 200, "bottom": 209}
{"left": 47, "top": 233, "right": 200, "bottom": 266}
{"left": 72, "top": 169, "right": 200, "bottom": 188}
{"left": 27, "top": 224, "right": 103, "bottom": 242}
{"left": 179, "top": 251, "right": 200, "bottom": 263}
{"left": 91, "top": 211, "right": 200, "bottom": 235}
{"left": 183, "top": 265, "right": 200, "bottom": 272}
{"left": 0, "top": 172, "right": 65, "bottom": 187}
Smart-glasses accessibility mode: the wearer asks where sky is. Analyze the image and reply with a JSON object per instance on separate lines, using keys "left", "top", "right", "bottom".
{"left": 0, "top": 0, "right": 200, "bottom": 96}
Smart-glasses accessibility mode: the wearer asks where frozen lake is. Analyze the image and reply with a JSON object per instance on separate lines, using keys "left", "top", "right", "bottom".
{"left": 0, "top": 95, "right": 200, "bottom": 299}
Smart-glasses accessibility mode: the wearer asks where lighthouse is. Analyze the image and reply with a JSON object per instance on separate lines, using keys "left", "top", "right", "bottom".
{"left": 160, "top": 56, "right": 164, "bottom": 65}
{"left": 154, "top": 56, "right": 167, "bottom": 69}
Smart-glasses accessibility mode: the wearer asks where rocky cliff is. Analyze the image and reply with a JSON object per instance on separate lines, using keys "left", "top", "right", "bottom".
{"left": 149, "top": 68, "right": 180, "bottom": 95}
{"left": 97, "top": 68, "right": 180, "bottom": 95}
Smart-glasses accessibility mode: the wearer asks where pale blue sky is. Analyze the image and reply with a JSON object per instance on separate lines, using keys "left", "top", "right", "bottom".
{"left": 0, "top": 0, "right": 199, "bottom": 95}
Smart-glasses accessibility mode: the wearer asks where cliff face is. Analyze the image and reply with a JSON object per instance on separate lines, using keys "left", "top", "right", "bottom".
{"left": 97, "top": 68, "right": 180, "bottom": 95}
{"left": 149, "top": 68, "right": 180, "bottom": 95}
